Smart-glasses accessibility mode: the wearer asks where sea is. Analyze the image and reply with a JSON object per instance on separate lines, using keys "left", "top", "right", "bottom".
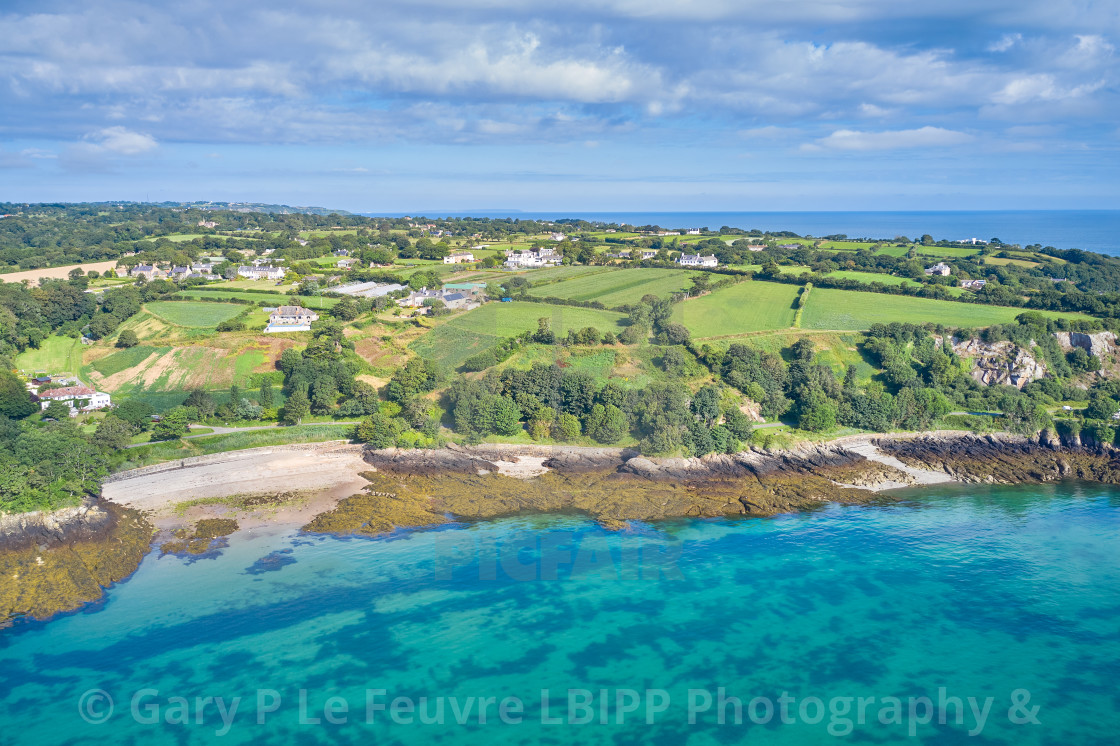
{"left": 2, "top": 482, "right": 1118, "bottom": 744}
{"left": 378, "top": 211, "right": 1120, "bottom": 256}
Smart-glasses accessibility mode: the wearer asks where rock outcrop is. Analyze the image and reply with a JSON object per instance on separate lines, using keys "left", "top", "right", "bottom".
{"left": 1054, "top": 331, "right": 1115, "bottom": 359}
{"left": 0, "top": 500, "right": 153, "bottom": 625}
{"left": 946, "top": 337, "right": 1047, "bottom": 388}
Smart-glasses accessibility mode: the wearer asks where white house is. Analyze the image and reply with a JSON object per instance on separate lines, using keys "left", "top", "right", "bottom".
{"left": 444, "top": 251, "right": 475, "bottom": 264}
{"left": 504, "top": 247, "right": 561, "bottom": 268}
{"left": 925, "top": 262, "right": 952, "bottom": 276}
{"left": 238, "top": 265, "right": 286, "bottom": 281}
{"left": 641, "top": 250, "right": 658, "bottom": 260}
{"left": 677, "top": 254, "right": 718, "bottom": 268}
{"left": 686, "top": 228, "right": 702, "bottom": 235}
{"left": 38, "top": 385, "right": 111, "bottom": 416}
{"left": 265, "top": 305, "right": 319, "bottom": 332}
{"left": 960, "top": 279, "right": 987, "bottom": 290}
{"left": 549, "top": 232, "right": 566, "bottom": 241}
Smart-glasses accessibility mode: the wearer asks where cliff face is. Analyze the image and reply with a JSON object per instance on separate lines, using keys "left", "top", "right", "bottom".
{"left": 1054, "top": 331, "right": 1115, "bottom": 359}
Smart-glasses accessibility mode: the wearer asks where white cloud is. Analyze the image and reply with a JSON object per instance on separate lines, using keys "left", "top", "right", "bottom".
{"left": 992, "top": 74, "right": 1104, "bottom": 104}
{"left": 988, "top": 33, "right": 1022, "bottom": 52}
{"left": 84, "top": 127, "right": 158, "bottom": 155}
{"left": 804, "top": 126, "right": 973, "bottom": 151}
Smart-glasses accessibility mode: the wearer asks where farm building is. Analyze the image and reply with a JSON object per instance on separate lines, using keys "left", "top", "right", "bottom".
{"left": 333, "top": 281, "right": 406, "bottom": 298}
{"left": 130, "top": 265, "right": 166, "bottom": 280}
{"left": 960, "top": 279, "right": 987, "bottom": 290}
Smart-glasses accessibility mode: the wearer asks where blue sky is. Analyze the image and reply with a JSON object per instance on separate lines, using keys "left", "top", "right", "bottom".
{"left": 0, "top": 0, "right": 1117, "bottom": 212}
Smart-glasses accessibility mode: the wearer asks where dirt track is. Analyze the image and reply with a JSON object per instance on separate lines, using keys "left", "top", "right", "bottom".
{"left": 0, "top": 259, "right": 120, "bottom": 286}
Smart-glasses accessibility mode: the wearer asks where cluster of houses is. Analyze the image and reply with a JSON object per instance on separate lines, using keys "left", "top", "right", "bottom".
{"left": 960, "top": 279, "right": 988, "bottom": 290}
{"left": 26, "top": 376, "right": 112, "bottom": 417}
{"left": 124, "top": 262, "right": 222, "bottom": 281}
{"left": 504, "top": 247, "right": 561, "bottom": 268}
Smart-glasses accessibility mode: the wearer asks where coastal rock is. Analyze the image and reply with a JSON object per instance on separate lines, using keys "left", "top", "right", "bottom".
{"left": 0, "top": 499, "right": 114, "bottom": 553}
{"left": 0, "top": 500, "right": 153, "bottom": 625}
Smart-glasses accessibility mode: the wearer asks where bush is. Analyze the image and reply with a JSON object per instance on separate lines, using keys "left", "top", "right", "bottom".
{"left": 553, "top": 413, "right": 581, "bottom": 440}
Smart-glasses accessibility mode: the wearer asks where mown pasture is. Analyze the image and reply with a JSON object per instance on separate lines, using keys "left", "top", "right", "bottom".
{"left": 672, "top": 281, "right": 801, "bottom": 338}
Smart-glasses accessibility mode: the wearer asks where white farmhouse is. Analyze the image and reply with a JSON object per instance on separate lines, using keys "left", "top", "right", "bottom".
{"left": 265, "top": 305, "right": 319, "bottom": 332}
{"left": 924, "top": 262, "right": 952, "bottom": 276}
{"left": 444, "top": 251, "right": 475, "bottom": 264}
{"left": 238, "top": 265, "right": 286, "bottom": 281}
{"left": 677, "top": 254, "right": 718, "bottom": 268}
{"left": 38, "top": 385, "right": 111, "bottom": 416}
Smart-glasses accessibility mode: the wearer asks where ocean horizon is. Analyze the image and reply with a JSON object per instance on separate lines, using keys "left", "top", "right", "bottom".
{"left": 371, "top": 210, "right": 1120, "bottom": 256}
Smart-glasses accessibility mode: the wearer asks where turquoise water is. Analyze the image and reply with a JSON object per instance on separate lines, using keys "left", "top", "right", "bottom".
{"left": 3, "top": 482, "right": 1119, "bottom": 744}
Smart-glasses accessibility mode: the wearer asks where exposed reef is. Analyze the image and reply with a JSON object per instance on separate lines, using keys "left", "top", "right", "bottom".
{"left": 303, "top": 442, "right": 914, "bottom": 535}
{"left": 303, "top": 434, "right": 1120, "bottom": 537}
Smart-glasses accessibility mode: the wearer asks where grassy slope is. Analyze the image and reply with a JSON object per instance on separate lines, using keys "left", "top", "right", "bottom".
{"left": 801, "top": 288, "right": 1086, "bottom": 330}
{"left": 672, "top": 281, "right": 801, "bottom": 338}
{"left": 528, "top": 268, "right": 699, "bottom": 306}
{"left": 146, "top": 301, "right": 244, "bottom": 327}
{"left": 14, "top": 335, "right": 84, "bottom": 376}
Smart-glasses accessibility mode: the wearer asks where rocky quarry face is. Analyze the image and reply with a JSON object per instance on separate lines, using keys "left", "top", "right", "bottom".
{"left": 1054, "top": 330, "right": 1116, "bottom": 359}
{"left": 945, "top": 336, "right": 1048, "bottom": 388}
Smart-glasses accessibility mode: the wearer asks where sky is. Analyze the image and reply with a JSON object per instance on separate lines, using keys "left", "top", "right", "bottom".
{"left": 0, "top": 0, "right": 1118, "bottom": 213}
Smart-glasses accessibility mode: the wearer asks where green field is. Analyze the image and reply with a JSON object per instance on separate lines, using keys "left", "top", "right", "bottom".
{"left": 177, "top": 289, "right": 340, "bottom": 309}
{"left": 916, "top": 245, "right": 981, "bottom": 258}
{"left": 800, "top": 288, "right": 1086, "bottom": 330}
{"left": 672, "top": 281, "right": 801, "bottom": 338}
{"left": 528, "top": 268, "right": 699, "bottom": 306}
{"left": 825, "top": 270, "right": 921, "bottom": 287}
{"left": 984, "top": 257, "right": 1040, "bottom": 268}
{"left": 15, "top": 335, "right": 84, "bottom": 376}
{"left": 874, "top": 245, "right": 912, "bottom": 257}
{"left": 411, "top": 301, "right": 628, "bottom": 369}
{"left": 146, "top": 301, "right": 245, "bottom": 327}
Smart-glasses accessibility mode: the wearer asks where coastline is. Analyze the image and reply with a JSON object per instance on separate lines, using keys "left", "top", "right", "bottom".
{"left": 3, "top": 429, "right": 1118, "bottom": 624}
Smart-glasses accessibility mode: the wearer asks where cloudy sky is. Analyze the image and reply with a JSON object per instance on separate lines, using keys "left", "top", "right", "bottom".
{"left": 1, "top": 0, "right": 1117, "bottom": 212}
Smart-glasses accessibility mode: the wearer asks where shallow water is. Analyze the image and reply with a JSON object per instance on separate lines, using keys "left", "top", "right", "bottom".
{"left": 2, "top": 482, "right": 1118, "bottom": 744}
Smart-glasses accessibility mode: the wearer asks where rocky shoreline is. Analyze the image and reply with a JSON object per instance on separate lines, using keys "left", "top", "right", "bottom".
{"left": 4, "top": 431, "right": 1120, "bottom": 625}
{"left": 0, "top": 500, "right": 152, "bottom": 626}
